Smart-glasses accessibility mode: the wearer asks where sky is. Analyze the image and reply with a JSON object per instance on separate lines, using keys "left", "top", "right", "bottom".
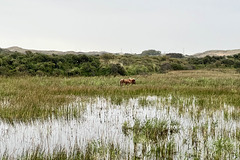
{"left": 0, "top": 0, "right": 240, "bottom": 55}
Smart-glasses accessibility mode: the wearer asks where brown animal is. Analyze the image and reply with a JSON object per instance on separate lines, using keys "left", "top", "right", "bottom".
{"left": 120, "top": 78, "right": 136, "bottom": 86}
{"left": 129, "top": 78, "right": 136, "bottom": 84}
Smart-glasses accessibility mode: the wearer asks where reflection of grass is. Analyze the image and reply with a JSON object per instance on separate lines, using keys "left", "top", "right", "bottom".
{"left": 2, "top": 137, "right": 235, "bottom": 159}
{"left": 3, "top": 141, "right": 122, "bottom": 160}
{"left": 0, "top": 69, "right": 239, "bottom": 122}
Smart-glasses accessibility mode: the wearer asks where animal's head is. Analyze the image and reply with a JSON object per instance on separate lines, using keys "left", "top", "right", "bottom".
{"left": 129, "top": 78, "right": 136, "bottom": 84}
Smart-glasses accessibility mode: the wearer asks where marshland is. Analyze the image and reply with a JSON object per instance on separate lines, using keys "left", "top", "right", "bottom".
{"left": 0, "top": 50, "right": 240, "bottom": 159}
{"left": 0, "top": 66, "right": 240, "bottom": 159}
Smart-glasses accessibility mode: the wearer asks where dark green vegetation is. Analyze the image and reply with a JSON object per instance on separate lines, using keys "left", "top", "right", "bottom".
{"left": 141, "top": 49, "right": 161, "bottom": 56}
{"left": 0, "top": 48, "right": 240, "bottom": 76}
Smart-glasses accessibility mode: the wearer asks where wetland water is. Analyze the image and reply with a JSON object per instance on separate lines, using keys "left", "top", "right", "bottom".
{"left": 0, "top": 96, "right": 239, "bottom": 159}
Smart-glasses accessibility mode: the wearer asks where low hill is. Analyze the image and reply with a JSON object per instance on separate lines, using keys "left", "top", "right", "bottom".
{"left": 4, "top": 46, "right": 110, "bottom": 55}
{"left": 194, "top": 49, "right": 240, "bottom": 58}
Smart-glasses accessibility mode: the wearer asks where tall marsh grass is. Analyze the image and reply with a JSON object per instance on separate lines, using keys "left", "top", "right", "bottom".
{"left": 1, "top": 96, "right": 240, "bottom": 159}
{"left": 0, "top": 69, "right": 239, "bottom": 122}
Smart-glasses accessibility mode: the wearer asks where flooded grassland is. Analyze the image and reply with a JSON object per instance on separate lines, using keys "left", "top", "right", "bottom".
{"left": 0, "top": 70, "right": 239, "bottom": 159}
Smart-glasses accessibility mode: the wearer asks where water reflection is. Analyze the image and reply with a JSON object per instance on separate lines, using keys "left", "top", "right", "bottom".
{"left": 0, "top": 96, "right": 239, "bottom": 159}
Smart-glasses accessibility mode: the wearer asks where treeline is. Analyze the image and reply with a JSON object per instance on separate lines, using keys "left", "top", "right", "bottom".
{"left": 188, "top": 55, "right": 240, "bottom": 68}
{"left": 0, "top": 50, "right": 126, "bottom": 76}
{"left": 0, "top": 48, "right": 240, "bottom": 76}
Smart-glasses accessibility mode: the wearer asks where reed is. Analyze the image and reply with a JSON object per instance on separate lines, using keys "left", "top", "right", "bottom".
{"left": 7, "top": 141, "right": 122, "bottom": 160}
{"left": 0, "top": 69, "right": 239, "bottom": 122}
{"left": 1, "top": 94, "right": 240, "bottom": 159}
{"left": 122, "top": 118, "right": 180, "bottom": 159}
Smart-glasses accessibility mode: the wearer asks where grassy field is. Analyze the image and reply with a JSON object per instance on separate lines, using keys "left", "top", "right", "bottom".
{"left": 0, "top": 69, "right": 240, "bottom": 159}
{"left": 0, "top": 69, "right": 239, "bottom": 122}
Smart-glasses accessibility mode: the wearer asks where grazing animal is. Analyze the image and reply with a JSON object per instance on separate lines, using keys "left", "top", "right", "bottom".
{"left": 120, "top": 78, "right": 136, "bottom": 86}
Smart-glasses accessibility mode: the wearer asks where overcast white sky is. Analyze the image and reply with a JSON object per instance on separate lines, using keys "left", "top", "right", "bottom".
{"left": 0, "top": 0, "right": 240, "bottom": 54}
